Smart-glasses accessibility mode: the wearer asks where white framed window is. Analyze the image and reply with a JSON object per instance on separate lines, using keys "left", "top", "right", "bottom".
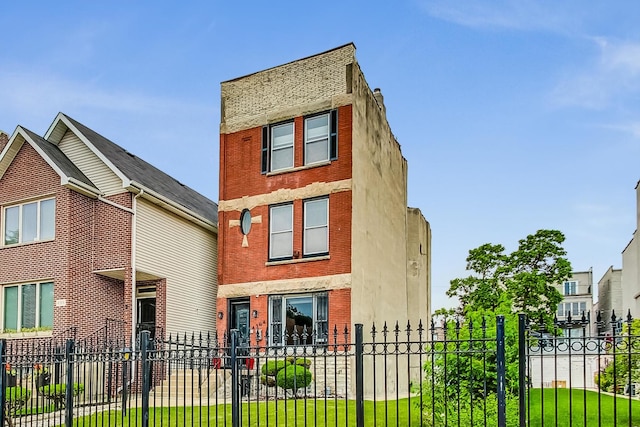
{"left": 563, "top": 281, "right": 577, "bottom": 295}
{"left": 269, "top": 293, "right": 328, "bottom": 346}
{"left": 304, "top": 113, "right": 329, "bottom": 165}
{"left": 303, "top": 198, "right": 328, "bottom": 256}
{"left": 3, "top": 198, "right": 55, "bottom": 246}
{"left": 269, "top": 204, "right": 293, "bottom": 260}
{"left": 3, "top": 281, "right": 54, "bottom": 333}
{"left": 270, "top": 122, "right": 294, "bottom": 172}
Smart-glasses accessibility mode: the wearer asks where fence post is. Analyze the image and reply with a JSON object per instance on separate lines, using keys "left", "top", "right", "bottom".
{"left": 518, "top": 314, "right": 527, "bottom": 427}
{"left": 0, "top": 340, "right": 5, "bottom": 427}
{"left": 141, "top": 331, "right": 151, "bottom": 427}
{"left": 230, "top": 329, "right": 239, "bottom": 427}
{"left": 496, "top": 315, "right": 506, "bottom": 427}
{"left": 355, "top": 324, "right": 364, "bottom": 427}
{"left": 65, "top": 339, "right": 75, "bottom": 427}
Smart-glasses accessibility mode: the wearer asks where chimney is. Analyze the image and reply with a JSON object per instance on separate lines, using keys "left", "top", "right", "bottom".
{"left": 0, "top": 131, "right": 8, "bottom": 152}
{"left": 373, "top": 88, "right": 386, "bottom": 115}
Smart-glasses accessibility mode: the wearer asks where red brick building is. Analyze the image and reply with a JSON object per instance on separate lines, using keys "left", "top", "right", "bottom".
{"left": 217, "top": 44, "right": 431, "bottom": 347}
{"left": 0, "top": 114, "right": 217, "bottom": 343}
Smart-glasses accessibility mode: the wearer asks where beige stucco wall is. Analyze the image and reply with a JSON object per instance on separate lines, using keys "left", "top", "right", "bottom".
{"left": 58, "top": 130, "right": 123, "bottom": 195}
{"left": 136, "top": 198, "right": 217, "bottom": 335}
{"left": 406, "top": 207, "right": 431, "bottom": 326}
{"left": 350, "top": 61, "right": 411, "bottom": 326}
{"left": 622, "top": 234, "right": 639, "bottom": 318}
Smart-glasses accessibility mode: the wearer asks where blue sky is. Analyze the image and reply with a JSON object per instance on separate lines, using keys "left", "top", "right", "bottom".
{"left": 2, "top": 1, "right": 639, "bottom": 311}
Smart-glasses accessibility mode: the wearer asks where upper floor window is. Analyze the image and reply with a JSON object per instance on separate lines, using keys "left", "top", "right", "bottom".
{"left": 269, "top": 204, "right": 293, "bottom": 260}
{"left": 262, "top": 110, "right": 338, "bottom": 174}
{"left": 3, "top": 198, "right": 55, "bottom": 246}
{"left": 270, "top": 122, "right": 294, "bottom": 172}
{"left": 563, "top": 281, "right": 577, "bottom": 295}
{"left": 3, "top": 281, "right": 54, "bottom": 333}
{"left": 303, "top": 198, "right": 328, "bottom": 256}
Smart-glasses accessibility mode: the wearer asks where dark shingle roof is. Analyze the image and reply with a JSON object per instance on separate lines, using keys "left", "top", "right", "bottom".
{"left": 21, "top": 127, "right": 97, "bottom": 190}
{"left": 62, "top": 115, "right": 218, "bottom": 225}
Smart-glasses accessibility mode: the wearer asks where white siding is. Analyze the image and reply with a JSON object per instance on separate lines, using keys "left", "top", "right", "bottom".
{"left": 136, "top": 199, "right": 217, "bottom": 335}
{"left": 58, "top": 131, "right": 123, "bottom": 195}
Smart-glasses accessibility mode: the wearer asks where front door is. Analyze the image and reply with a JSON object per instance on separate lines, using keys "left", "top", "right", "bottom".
{"left": 229, "top": 299, "right": 250, "bottom": 346}
{"left": 137, "top": 298, "right": 156, "bottom": 338}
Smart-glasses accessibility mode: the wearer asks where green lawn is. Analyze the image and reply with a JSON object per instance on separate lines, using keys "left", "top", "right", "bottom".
{"left": 62, "top": 398, "right": 423, "bottom": 426}
{"left": 527, "top": 388, "right": 640, "bottom": 427}
{"left": 50, "top": 389, "right": 640, "bottom": 426}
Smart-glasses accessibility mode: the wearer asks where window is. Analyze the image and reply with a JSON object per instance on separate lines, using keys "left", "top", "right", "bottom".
{"left": 270, "top": 122, "right": 294, "bottom": 172}
{"left": 269, "top": 204, "right": 293, "bottom": 260}
{"left": 563, "top": 281, "right": 577, "bottom": 295}
{"left": 3, "top": 198, "right": 55, "bottom": 245}
{"left": 3, "top": 282, "right": 53, "bottom": 332}
{"left": 261, "top": 110, "right": 338, "bottom": 173}
{"left": 557, "top": 301, "right": 587, "bottom": 318}
{"left": 269, "top": 293, "right": 328, "bottom": 345}
{"left": 303, "top": 198, "right": 328, "bottom": 256}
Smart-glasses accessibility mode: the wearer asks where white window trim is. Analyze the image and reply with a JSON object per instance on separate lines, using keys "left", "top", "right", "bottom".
{"left": 563, "top": 280, "right": 577, "bottom": 296}
{"left": 269, "top": 204, "right": 293, "bottom": 260}
{"left": 303, "top": 198, "right": 329, "bottom": 256}
{"left": 270, "top": 122, "right": 294, "bottom": 172}
{"left": 3, "top": 197, "right": 55, "bottom": 246}
{"left": 1, "top": 281, "right": 54, "bottom": 333}
{"left": 304, "top": 113, "right": 330, "bottom": 166}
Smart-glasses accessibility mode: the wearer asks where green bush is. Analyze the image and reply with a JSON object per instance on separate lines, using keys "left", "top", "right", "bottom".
{"left": 276, "top": 364, "right": 312, "bottom": 393}
{"left": 294, "top": 358, "right": 312, "bottom": 368}
{"left": 5, "top": 387, "right": 31, "bottom": 415}
{"left": 261, "top": 360, "right": 288, "bottom": 376}
{"left": 38, "top": 383, "right": 84, "bottom": 409}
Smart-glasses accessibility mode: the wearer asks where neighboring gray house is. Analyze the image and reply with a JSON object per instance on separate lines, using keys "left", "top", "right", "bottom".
{"left": 597, "top": 266, "right": 623, "bottom": 335}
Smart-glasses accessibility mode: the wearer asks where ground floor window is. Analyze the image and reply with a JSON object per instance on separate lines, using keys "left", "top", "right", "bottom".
{"left": 269, "top": 292, "right": 328, "bottom": 345}
{"left": 3, "top": 281, "right": 54, "bottom": 333}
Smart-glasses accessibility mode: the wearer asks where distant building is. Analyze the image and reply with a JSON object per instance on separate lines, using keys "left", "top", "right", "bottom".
{"left": 597, "top": 266, "right": 623, "bottom": 335}
{"left": 621, "top": 181, "right": 640, "bottom": 319}
{"left": 554, "top": 270, "right": 595, "bottom": 336}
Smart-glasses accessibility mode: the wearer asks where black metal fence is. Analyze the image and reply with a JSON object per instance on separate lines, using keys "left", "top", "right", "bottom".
{"left": 0, "top": 314, "right": 638, "bottom": 426}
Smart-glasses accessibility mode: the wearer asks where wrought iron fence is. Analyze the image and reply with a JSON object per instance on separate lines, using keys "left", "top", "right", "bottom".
{"left": 0, "top": 314, "right": 638, "bottom": 426}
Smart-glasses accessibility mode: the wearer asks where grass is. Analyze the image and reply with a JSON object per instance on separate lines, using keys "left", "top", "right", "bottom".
{"left": 42, "top": 389, "right": 640, "bottom": 426}
{"left": 59, "top": 397, "right": 423, "bottom": 426}
{"left": 527, "top": 388, "right": 640, "bottom": 427}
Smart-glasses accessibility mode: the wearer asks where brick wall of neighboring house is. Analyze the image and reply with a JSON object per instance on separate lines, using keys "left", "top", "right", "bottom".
{"left": 0, "top": 142, "right": 128, "bottom": 339}
{"left": 0, "top": 132, "right": 8, "bottom": 152}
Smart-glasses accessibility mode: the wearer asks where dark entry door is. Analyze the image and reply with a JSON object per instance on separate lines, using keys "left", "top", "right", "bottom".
{"left": 137, "top": 298, "right": 156, "bottom": 338}
{"left": 230, "top": 300, "right": 250, "bottom": 346}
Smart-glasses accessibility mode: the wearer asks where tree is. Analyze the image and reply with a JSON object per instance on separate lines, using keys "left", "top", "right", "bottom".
{"left": 447, "top": 229, "right": 571, "bottom": 329}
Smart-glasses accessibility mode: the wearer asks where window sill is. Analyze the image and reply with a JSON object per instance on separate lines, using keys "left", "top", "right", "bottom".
{"left": 267, "top": 160, "right": 332, "bottom": 177}
{"left": 266, "top": 255, "right": 330, "bottom": 266}
{"left": 1, "top": 239, "right": 55, "bottom": 249}
{"left": 0, "top": 330, "right": 53, "bottom": 339}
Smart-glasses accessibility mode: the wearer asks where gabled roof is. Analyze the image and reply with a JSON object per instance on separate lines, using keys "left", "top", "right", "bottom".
{"left": 0, "top": 126, "right": 100, "bottom": 196}
{"left": 20, "top": 127, "right": 96, "bottom": 189}
{"left": 45, "top": 113, "right": 218, "bottom": 226}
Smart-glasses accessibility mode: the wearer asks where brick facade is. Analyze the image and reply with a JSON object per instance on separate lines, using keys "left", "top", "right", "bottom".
{"left": 0, "top": 142, "right": 131, "bottom": 338}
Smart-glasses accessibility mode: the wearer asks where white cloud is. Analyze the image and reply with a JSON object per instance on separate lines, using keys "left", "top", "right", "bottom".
{"left": 551, "top": 38, "right": 640, "bottom": 109}
{"left": 418, "top": 0, "right": 584, "bottom": 34}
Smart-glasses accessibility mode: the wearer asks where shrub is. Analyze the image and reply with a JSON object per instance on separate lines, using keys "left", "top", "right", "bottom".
{"left": 276, "top": 364, "right": 312, "bottom": 393}
{"left": 5, "top": 387, "right": 31, "bottom": 415}
{"left": 261, "top": 360, "right": 288, "bottom": 376}
{"left": 38, "top": 383, "right": 84, "bottom": 409}
{"left": 294, "top": 358, "right": 312, "bottom": 368}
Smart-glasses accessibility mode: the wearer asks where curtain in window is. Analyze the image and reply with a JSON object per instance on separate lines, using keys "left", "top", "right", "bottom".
{"left": 305, "top": 115, "right": 329, "bottom": 164}
{"left": 21, "top": 284, "right": 37, "bottom": 329}
{"left": 270, "top": 205, "right": 293, "bottom": 259}
{"left": 304, "top": 199, "right": 328, "bottom": 255}
{"left": 271, "top": 123, "right": 294, "bottom": 171}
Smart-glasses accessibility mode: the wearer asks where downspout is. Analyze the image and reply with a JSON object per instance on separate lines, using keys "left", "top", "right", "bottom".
{"left": 131, "top": 189, "right": 144, "bottom": 349}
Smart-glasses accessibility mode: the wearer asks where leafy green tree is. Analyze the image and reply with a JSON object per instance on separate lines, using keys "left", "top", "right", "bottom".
{"left": 447, "top": 229, "right": 571, "bottom": 329}
{"left": 595, "top": 318, "right": 640, "bottom": 393}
